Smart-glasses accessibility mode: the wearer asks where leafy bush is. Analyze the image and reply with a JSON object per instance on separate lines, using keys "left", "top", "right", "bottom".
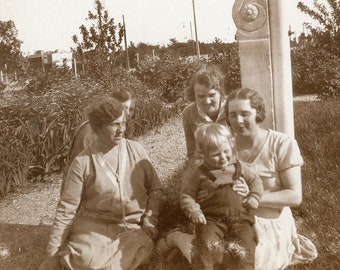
{"left": 0, "top": 124, "right": 33, "bottom": 193}
{"left": 210, "top": 42, "right": 241, "bottom": 93}
{"left": 24, "top": 64, "right": 73, "bottom": 94}
{"left": 134, "top": 43, "right": 241, "bottom": 102}
{"left": 0, "top": 65, "right": 180, "bottom": 195}
{"left": 291, "top": 48, "right": 340, "bottom": 98}
{"left": 0, "top": 81, "right": 6, "bottom": 91}
{"left": 134, "top": 55, "right": 201, "bottom": 103}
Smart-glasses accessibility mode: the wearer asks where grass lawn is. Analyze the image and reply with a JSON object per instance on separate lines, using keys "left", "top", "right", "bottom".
{"left": 288, "top": 100, "right": 340, "bottom": 270}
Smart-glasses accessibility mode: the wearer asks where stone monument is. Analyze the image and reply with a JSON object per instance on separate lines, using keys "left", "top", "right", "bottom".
{"left": 233, "top": 0, "right": 295, "bottom": 137}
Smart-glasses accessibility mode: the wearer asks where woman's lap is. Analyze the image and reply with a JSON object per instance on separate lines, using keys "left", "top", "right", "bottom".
{"left": 255, "top": 207, "right": 317, "bottom": 269}
{"left": 254, "top": 207, "right": 298, "bottom": 269}
{"left": 163, "top": 207, "right": 317, "bottom": 270}
{"left": 59, "top": 217, "right": 154, "bottom": 270}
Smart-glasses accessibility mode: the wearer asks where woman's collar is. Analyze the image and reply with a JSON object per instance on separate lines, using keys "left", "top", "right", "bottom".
{"left": 196, "top": 97, "right": 227, "bottom": 122}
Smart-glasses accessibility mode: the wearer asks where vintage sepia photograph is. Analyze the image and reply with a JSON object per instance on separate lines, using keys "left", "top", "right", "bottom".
{"left": 0, "top": 0, "right": 338, "bottom": 269}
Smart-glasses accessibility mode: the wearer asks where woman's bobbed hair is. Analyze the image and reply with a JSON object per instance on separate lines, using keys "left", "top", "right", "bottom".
{"left": 185, "top": 64, "right": 225, "bottom": 102}
{"left": 195, "top": 123, "right": 233, "bottom": 155}
{"left": 226, "top": 88, "right": 266, "bottom": 123}
{"left": 86, "top": 96, "right": 124, "bottom": 134}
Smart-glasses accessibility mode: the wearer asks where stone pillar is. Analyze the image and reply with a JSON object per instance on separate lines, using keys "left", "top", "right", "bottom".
{"left": 268, "top": 1, "right": 295, "bottom": 137}
{"left": 232, "top": 0, "right": 294, "bottom": 137}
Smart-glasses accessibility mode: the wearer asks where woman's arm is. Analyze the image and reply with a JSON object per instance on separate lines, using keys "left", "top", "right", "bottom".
{"left": 138, "top": 145, "right": 164, "bottom": 239}
{"left": 260, "top": 166, "right": 302, "bottom": 208}
{"left": 47, "top": 157, "right": 86, "bottom": 256}
{"left": 232, "top": 166, "right": 302, "bottom": 209}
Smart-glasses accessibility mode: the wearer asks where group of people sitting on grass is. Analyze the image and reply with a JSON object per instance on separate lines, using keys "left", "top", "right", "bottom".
{"left": 38, "top": 64, "right": 317, "bottom": 270}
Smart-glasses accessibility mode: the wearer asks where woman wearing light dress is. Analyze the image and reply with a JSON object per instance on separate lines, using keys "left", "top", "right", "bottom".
{"left": 39, "top": 96, "right": 163, "bottom": 270}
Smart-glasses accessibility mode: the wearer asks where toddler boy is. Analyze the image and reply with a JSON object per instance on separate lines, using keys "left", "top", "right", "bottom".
{"left": 180, "top": 123, "right": 263, "bottom": 270}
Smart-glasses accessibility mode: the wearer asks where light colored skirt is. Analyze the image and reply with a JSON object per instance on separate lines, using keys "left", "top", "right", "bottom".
{"left": 165, "top": 207, "right": 317, "bottom": 270}
{"left": 254, "top": 207, "right": 317, "bottom": 270}
{"left": 59, "top": 217, "right": 154, "bottom": 270}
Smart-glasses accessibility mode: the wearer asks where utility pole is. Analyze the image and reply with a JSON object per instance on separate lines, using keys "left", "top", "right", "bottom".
{"left": 41, "top": 52, "right": 45, "bottom": 72}
{"left": 136, "top": 53, "right": 140, "bottom": 65}
{"left": 192, "top": 0, "right": 200, "bottom": 59}
{"left": 190, "top": 21, "right": 195, "bottom": 56}
{"left": 73, "top": 57, "right": 78, "bottom": 79}
{"left": 122, "top": 15, "right": 130, "bottom": 70}
{"left": 189, "top": 22, "right": 193, "bottom": 42}
{"left": 152, "top": 49, "right": 155, "bottom": 61}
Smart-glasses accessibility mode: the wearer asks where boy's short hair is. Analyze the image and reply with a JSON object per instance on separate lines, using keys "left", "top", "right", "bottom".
{"left": 194, "top": 123, "right": 233, "bottom": 155}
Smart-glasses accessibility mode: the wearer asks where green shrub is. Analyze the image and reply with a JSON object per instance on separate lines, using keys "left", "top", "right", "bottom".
{"left": 0, "top": 129, "right": 33, "bottom": 194}
{"left": 209, "top": 42, "right": 241, "bottom": 93}
{"left": 134, "top": 44, "right": 241, "bottom": 102}
{"left": 291, "top": 48, "right": 340, "bottom": 99}
{"left": 0, "top": 66, "right": 180, "bottom": 195}
{"left": 134, "top": 55, "right": 201, "bottom": 103}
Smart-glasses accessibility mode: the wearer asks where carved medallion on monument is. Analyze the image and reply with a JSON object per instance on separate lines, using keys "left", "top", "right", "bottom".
{"left": 232, "top": 0, "right": 269, "bottom": 39}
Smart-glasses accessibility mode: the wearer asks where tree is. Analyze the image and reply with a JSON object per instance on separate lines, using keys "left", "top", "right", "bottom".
{"left": 0, "top": 20, "right": 23, "bottom": 73}
{"left": 161, "top": 38, "right": 196, "bottom": 58}
{"left": 293, "top": 0, "right": 340, "bottom": 99}
{"left": 72, "top": 0, "right": 125, "bottom": 78}
{"left": 297, "top": 0, "right": 340, "bottom": 54}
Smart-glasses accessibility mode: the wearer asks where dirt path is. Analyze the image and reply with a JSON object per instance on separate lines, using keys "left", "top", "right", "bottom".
{"left": 0, "top": 116, "right": 187, "bottom": 270}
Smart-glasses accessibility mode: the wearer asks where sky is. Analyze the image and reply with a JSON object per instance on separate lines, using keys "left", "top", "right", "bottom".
{"left": 0, "top": 0, "right": 316, "bottom": 54}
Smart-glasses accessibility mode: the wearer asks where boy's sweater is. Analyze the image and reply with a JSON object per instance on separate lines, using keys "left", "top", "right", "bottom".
{"left": 181, "top": 159, "right": 263, "bottom": 224}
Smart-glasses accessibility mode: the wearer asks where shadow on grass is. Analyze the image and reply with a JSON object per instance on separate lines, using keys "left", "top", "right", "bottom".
{"left": 0, "top": 223, "right": 50, "bottom": 270}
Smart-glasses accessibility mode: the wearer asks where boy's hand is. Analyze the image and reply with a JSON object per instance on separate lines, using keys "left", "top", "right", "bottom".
{"left": 142, "top": 217, "right": 159, "bottom": 240}
{"left": 244, "top": 196, "right": 260, "bottom": 210}
{"left": 190, "top": 211, "right": 207, "bottom": 225}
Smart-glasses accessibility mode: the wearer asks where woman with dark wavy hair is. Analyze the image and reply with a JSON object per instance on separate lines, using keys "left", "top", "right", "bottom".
{"left": 65, "top": 87, "right": 136, "bottom": 174}
{"left": 225, "top": 88, "right": 318, "bottom": 268}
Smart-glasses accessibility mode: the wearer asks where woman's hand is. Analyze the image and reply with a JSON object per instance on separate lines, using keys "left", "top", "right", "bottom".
{"left": 197, "top": 180, "right": 217, "bottom": 203}
{"left": 46, "top": 246, "right": 59, "bottom": 258}
{"left": 233, "top": 177, "right": 249, "bottom": 197}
